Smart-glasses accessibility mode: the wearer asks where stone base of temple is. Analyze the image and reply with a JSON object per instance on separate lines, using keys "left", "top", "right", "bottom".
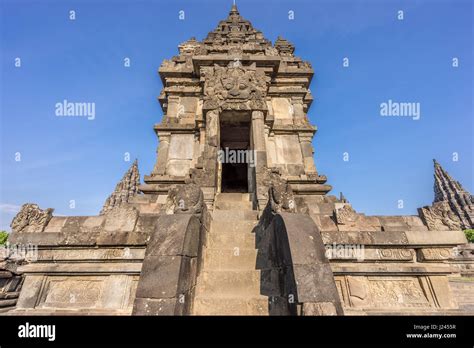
{"left": 2, "top": 191, "right": 472, "bottom": 316}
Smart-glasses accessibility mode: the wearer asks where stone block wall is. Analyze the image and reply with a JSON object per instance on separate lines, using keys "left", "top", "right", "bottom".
{"left": 5, "top": 206, "right": 157, "bottom": 315}
{"left": 255, "top": 197, "right": 343, "bottom": 315}
{"left": 297, "top": 194, "right": 472, "bottom": 315}
{"left": 133, "top": 214, "right": 201, "bottom": 315}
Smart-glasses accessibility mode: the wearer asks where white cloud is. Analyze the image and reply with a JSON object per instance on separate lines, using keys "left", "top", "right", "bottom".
{"left": 0, "top": 203, "right": 21, "bottom": 214}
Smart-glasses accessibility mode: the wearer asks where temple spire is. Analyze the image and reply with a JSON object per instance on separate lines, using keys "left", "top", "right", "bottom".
{"left": 230, "top": 2, "right": 239, "bottom": 15}
{"left": 431, "top": 159, "right": 473, "bottom": 229}
{"left": 418, "top": 160, "right": 473, "bottom": 230}
{"left": 100, "top": 159, "right": 141, "bottom": 215}
{"left": 433, "top": 159, "right": 469, "bottom": 203}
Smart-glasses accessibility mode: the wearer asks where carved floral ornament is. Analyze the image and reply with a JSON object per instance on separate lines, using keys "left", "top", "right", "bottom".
{"left": 201, "top": 61, "right": 270, "bottom": 111}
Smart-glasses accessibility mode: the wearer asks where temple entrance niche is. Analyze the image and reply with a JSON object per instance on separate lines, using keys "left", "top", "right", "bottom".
{"left": 219, "top": 110, "right": 253, "bottom": 193}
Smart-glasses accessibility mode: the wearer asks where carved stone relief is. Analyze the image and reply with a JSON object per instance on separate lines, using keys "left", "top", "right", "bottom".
{"left": 202, "top": 61, "right": 270, "bottom": 111}
{"left": 11, "top": 204, "right": 54, "bottom": 233}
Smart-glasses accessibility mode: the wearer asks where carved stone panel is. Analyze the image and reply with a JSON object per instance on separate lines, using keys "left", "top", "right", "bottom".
{"left": 202, "top": 61, "right": 270, "bottom": 110}
{"left": 342, "top": 276, "right": 431, "bottom": 309}
{"left": 36, "top": 275, "right": 139, "bottom": 312}
{"left": 418, "top": 201, "right": 463, "bottom": 230}
{"left": 417, "top": 248, "right": 454, "bottom": 261}
{"left": 40, "top": 278, "right": 104, "bottom": 309}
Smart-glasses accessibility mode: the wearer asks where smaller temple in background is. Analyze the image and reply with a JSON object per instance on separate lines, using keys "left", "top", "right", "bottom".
{"left": 418, "top": 160, "right": 474, "bottom": 231}
{"left": 100, "top": 160, "right": 141, "bottom": 215}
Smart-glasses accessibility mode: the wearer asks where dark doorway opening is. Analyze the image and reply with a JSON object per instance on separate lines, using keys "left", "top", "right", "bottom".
{"left": 221, "top": 162, "right": 248, "bottom": 192}
{"left": 220, "top": 112, "right": 251, "bottom": 193}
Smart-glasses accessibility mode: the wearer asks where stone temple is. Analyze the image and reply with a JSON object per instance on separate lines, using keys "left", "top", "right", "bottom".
{"left": 1, "top": 5, "right": 473, "bottom": 315}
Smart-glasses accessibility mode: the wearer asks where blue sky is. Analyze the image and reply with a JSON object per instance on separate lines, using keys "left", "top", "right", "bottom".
{"left": 0, "top": 0, "right": 472, "bottom": 231}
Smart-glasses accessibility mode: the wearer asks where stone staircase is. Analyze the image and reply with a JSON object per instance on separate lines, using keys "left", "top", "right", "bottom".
{"left": 192, "top": 193, "right": 270, "bottom": 315}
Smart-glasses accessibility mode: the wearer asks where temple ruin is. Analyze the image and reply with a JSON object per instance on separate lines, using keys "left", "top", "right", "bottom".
{"left": 1, "top": 5, "right": 473, "bottom": 315}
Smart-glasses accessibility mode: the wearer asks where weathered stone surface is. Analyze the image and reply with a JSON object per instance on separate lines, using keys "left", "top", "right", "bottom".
{"left": 133, "top": 298, "right": 177, "bottom": 315}
{"left": 377, "top": 216, "right": 409, "bottom": 232}
{"left": 10, "top": 204, "right": 53, "bottom": 233}
{"left": 43, "top": 217, "right": 67, "bottom": 232}
{"left": 14, "top": 275, "right": 137, "bottom": 313}
{"left": 255, "top": 211, "right": 343, "bottom": 315}
{"left": 17, "top": 262, "right": 141, "bottom": 274}
{"left": 309, "top": 215, "right": 338, "bottom": 232}
{"left": 81, "top": 215, "right": 104, "bottom": 229}
{"left": 135, "top": 255, "right": 182, "bottom": 299}
{"left": 417, "top": 248, "right": 454, "bottom": 261}
{"left": 419, "top": 201, "right": 463, "bottom": 231}
{"left": 165, "top": 183, "right": 204, "bottom": 215}
{"left": 95, "top": 231, "right": 149, "bottom": 246}
{"left": 193, "top": 193, "right": 272, "bottom": 315}
{"left": 15, "top": 275, "right": 44, "bottom": 309}
{"left": 133, "top": 213, "right": 200, "bottom": 315}
{"left": 331, "top": 263, "right": 453, "bottom": 275}
{"left": 405, "top": 230, "right": 467, "bottom": 245}
{"left": 146, "top": 215, "right": 200, "bottom": 257}
{"left": 133, "top": 215, "right": 160, "bottom": 234}
{"left": 302, "top": 302, "right": 338, "bottom": 316}
{"left": 292, "top": 263, "right": 340, "bottom": 303}
{"left": 37, "top": 248, "right": 145, "bottom": 261}
{"left": 337, "top": 275, "right": 437, "bottom": 310}
{"left": 333, "top": 204, "right": 381, "bottom": 232}
{"left": 402, "top": 216, "right": 428, "bottom": 231}
{"left": 0, "top": 245, "right": 28, "bottom": 312}
{"left": 449, "top": 278, "right": 474, "bottom": 312}
{"left": 103, "top": 206, "right": 139, "bottom": 232}
{"left": 268, "top": 181, "right": 296, "bottom": 214}
{"left": 321, "top": 231, "right": 409, "bottom": 245}
{"left": 202, "top": 61, "right": 270, "bottom": 111}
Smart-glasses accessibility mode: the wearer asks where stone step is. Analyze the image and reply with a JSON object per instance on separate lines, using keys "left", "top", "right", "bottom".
{"left": 210, "top": 220, "right": 258, "bottom": 234}
{"left": 202, "top": 248, "right": 258, "bottom": 270}
{"left": 207, "top": 231, "right": 256, "bottom": 249}
{"left": 215, "top": 200, "right": 253, "bottom": 211}
{"left": 212, "top": 210, "right": 258, "bottom": 222}
{"left": 193, "top": 297, "right": 269, "bottom": 315}
{"left": 195, "top": 270, "right": 263, "bottom": 298}
{"left": 215, "top": 193, "right": 251, "bottom": 202}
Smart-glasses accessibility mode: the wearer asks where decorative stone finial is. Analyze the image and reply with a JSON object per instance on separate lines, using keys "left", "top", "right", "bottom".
{"left": 339, "top": 192, "right": 348, "bottom": 203}
{"left": 274, "top": 36, "right": 295, "bottom": 56}
{"left": 229, "top": 3, "right": 239, "bottom": 16}
{"left": 10, "top": 203, "right": 53, "bottom": 233}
